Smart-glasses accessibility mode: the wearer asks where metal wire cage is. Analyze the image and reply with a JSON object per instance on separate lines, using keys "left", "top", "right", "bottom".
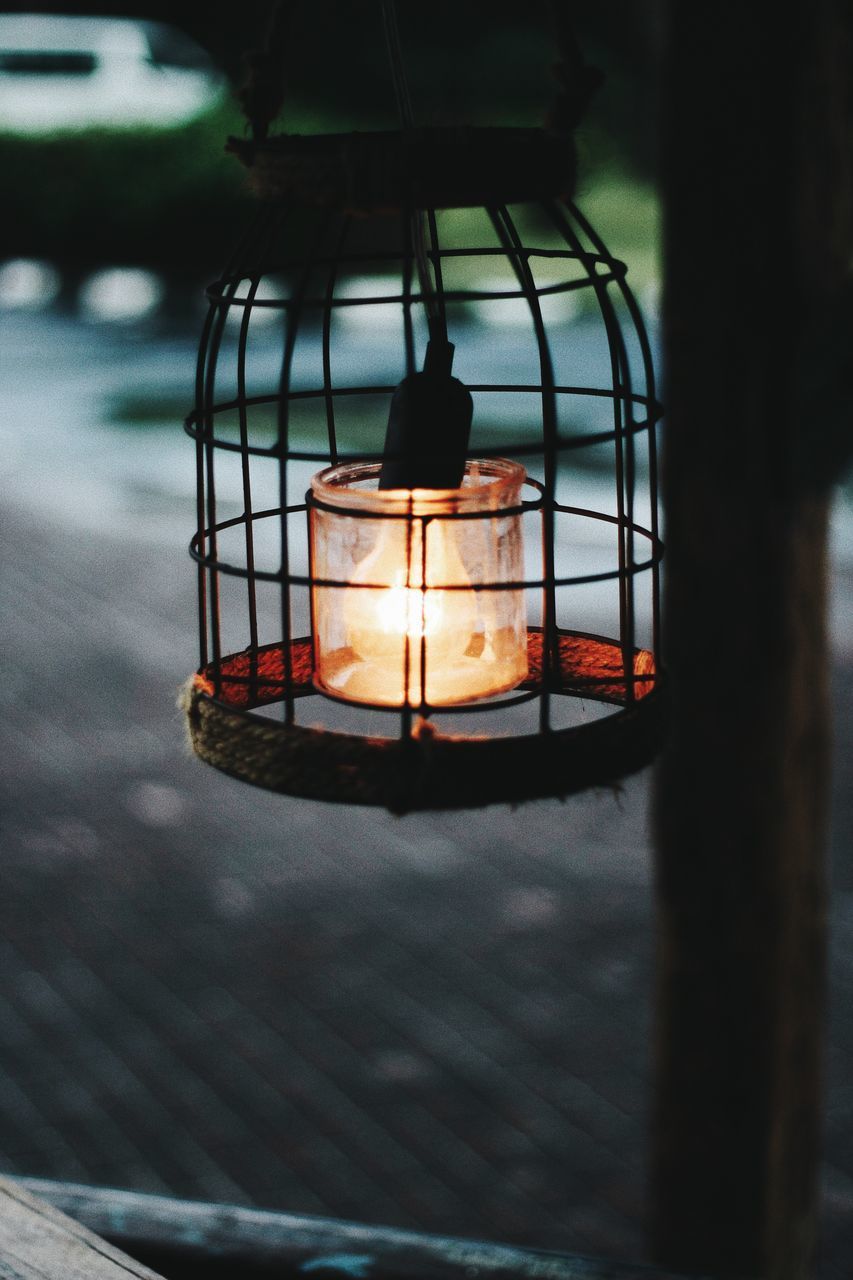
{"left": 184, "top": 130, "right": 665, "bottom": 812}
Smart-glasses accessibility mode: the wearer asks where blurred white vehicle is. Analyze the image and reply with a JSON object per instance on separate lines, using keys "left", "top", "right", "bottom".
{"left": 0, "top": 14, "right": 223, "bottom": 133}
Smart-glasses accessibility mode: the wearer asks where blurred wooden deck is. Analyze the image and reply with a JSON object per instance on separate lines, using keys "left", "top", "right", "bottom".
{"left": 0, "top": 1175, "right": 163, "bottom": 1280}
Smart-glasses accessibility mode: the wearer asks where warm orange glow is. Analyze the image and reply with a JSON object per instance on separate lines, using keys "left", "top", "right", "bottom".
{"left": 342, "top": 514, "right": 481, "bottom": 706}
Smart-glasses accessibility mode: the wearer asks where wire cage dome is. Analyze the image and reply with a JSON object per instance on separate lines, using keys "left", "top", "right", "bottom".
{"left": 183, "top": 37, "right": 665, "bottom": 813}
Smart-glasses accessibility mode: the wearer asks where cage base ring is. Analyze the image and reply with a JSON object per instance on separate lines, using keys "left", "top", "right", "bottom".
{"left": 183, "top": 632, "right": 667, "bottom": 813}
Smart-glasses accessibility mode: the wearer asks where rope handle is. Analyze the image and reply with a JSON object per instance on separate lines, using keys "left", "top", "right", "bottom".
{"left": 545, "top": 0, "right": 604, "bottom": 135}
{"left": 238, "top": 0, "right": 296, "bottom": 142}
{"left": 237, "top": 0, "right": 602, "bottom": 144}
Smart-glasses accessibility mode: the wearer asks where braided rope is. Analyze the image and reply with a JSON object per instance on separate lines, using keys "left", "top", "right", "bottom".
{"left": 238, "top": 0, "right": 297, "bottom": 141}
{"left": 182, "top": 633, "right": 665, "bottom": 812}
{"left": 235, "top": 2, "right": 602, "bottom": 151}
{"left": 546, "top": 0, "right": 605, "bottom": 136}
{"left": 183, "top": 678, "right": 667, "bottom": 813}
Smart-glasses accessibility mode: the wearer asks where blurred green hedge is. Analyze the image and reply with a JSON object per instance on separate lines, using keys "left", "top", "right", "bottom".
{"left": 0, "top": 103, "right": 255, "bottom": 271}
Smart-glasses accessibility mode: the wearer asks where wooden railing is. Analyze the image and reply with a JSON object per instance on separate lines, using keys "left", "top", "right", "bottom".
{"left": 7, "top": 1176, "right": 711, "bottom": 1280}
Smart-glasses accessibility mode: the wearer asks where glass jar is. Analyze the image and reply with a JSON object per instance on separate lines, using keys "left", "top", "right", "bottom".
{"left": 310, "top": 459, "right": 528, "bottom": 708}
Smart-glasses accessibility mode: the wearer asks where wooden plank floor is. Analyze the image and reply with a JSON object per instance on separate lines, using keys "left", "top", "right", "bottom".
{"left": 0, "top": 1175, "right": 164, "bottom": 1280}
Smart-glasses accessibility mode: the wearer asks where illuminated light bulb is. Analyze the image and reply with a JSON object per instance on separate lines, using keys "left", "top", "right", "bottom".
{"left": 343, "top": 512, "right": 479, "bottom": 706}
{"left": 310, "top": 460, "right": 529, "bottom": 709}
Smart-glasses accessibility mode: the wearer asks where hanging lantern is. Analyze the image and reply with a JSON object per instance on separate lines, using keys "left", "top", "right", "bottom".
{"left": 183, "top": 6, "right": 665, "bottom": 812}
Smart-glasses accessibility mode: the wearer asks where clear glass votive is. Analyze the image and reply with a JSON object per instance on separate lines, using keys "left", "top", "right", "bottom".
{"left": 310, "top": 458, "right": 529, "bottom": 707}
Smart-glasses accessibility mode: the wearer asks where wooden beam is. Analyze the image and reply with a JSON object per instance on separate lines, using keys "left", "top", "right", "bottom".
{"left": 652, "top": 1, "right": 852, "bottom": 1276}
{"left": 23, "top": 1177, "right": 708, "bottom": 1280}
{"left": 0, "top": 1175, "right": 165, "bottom": 1279}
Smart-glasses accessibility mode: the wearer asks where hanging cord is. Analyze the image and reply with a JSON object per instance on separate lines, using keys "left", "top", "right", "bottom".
{"left": 545, "top": 0, "right": 603, "bottom": 135}
{"left": 239, "top": 0, "right": 297, "bottom": 142}
{"left": 378, "top": 0, "right": 470, "bottom": 490}
{"left": 381, "top": 0, "right": 443, "bottom": 337}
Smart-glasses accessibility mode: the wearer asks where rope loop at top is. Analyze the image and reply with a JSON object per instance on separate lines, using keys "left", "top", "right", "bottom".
{"left": 239, "top": 0, "right": 296, "bottom": 141}
{"left": 546, "top": 0, "right": 604, "bottom": 134}
{"left": 236, "top": 0, "right": 602, "bottom": 144}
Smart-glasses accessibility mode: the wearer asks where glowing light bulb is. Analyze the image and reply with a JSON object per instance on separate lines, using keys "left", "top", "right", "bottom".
{"left": 343, "top": 513, "right": 479, "bottom": 706}
{"left": 310, "top": 460, "right": 529, "bottom": 709}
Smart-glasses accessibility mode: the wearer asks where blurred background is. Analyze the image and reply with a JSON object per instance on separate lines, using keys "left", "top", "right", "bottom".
{"left": 0, "top": 4, "right": 851, "bottom": 1276}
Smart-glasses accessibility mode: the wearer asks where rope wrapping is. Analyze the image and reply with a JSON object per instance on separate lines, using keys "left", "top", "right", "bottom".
{"left": 183, "top": 677, "right": 667, "bottom": 814}
{"left": 182, "top": 633, "right": 665, "bottom": 813}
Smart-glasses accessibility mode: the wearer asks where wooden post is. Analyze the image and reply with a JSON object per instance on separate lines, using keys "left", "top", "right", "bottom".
{"left": 652, "top": 3, "right": 852, "bottom": 1277}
